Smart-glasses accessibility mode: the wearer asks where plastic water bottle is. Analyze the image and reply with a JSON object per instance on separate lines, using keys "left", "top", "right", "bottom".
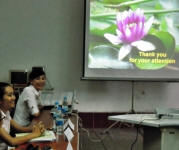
{"left": 51, "top": 101, "right": 59, "bottom": 114}
{"left": 56, "top": 119, "right": 64, "bottom": 135}
{"left": 62, "top": 96, "right": 68, "bottom": 116}
{"left": 52, "top": 113, "right": 57, "bottom": 132}
{"left": 70, "top": 90, "right": 76, "bottom": 113}
{"left": 54, "top": 101, "right": 59, "bottom": 109}
{"left": 51, "top": 101, "right": 59, "bottom": 132}
{"left": 57, "top": 106, "right": 63, "bottom": 119}
{"left": 56, "top": 119, "right": 64, "bottom": 141}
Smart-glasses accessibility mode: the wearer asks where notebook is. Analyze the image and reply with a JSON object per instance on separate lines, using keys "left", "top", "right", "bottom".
{"left": 16, "top": 130, "right": 56, "bottom": 142}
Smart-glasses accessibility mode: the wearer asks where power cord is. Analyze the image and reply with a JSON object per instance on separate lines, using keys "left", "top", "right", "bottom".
{"left": 93, "top": 129, "right": 109, "bottom": 150}
{"left": 130, "top": 126, "right": 139, "bottom": 150}
{"left": 79, "top": 124, "right": 108, "bottom": 143}
{"left": 78, "top": 115, "right": 111, "bottom": 150}
{"left": 130, "top": 117, "right": 160, "bottom": 150}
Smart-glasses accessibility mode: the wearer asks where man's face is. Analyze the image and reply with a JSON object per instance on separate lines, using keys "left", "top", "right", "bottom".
{"left": 31, "top": 75, "right": 46, "bottom": 91}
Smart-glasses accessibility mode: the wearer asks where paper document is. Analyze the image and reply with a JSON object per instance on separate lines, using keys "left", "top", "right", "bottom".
{"left": 63, "top": 119, "right": 75, "bottom": 131}
{"left": 8, "top": 146, "right": 15, "bottom": 150}
{"left": 64, "top": 127, "right": 74, "bottom": 142}
{"left": 67, "top": 142, "right": 73, "bottom": 150}
{"left": 68, "top": 119, "right": 75, "bottom": 131}
{"left": 16, "top": 130, "right": 56, "bottom": 142}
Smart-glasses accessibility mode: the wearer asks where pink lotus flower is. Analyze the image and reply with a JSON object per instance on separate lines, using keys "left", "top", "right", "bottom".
{"left": 104, "top": 9, "right": 155, "bottom": 60}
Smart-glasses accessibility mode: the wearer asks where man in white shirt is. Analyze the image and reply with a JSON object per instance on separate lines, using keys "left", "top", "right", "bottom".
{"left": 13, "top": 69, "right": 46, "bottom": 126}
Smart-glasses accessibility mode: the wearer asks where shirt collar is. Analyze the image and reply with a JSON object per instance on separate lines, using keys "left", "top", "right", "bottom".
{"left": 29, "top": 85, "right": 40, "bottom": 96}
{"left": 0, "top": 109, "right": 7, "bottom": 120}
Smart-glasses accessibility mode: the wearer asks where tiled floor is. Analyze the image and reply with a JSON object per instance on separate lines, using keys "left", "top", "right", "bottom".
{"left": 79, "top": 127, "right": 143, "bottom": 150}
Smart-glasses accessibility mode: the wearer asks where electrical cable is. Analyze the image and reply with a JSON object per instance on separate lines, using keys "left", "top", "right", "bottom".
{"left": 91, "top": 112, "right": 109, "bottom": 150}
{"left": 130, "top": 117, "right": 160, "bottom": 150}
{"left": 101, "top": 121, "right": 120, "bottom": 134}
{"left": 130, "top": 126, "right": 139, "bottom": 150}
{"left": 94, "top": 129, "right": 110, "bottom": 150}
{"left": 78, "top": 113, "right": 107, "bottom": 143}
{"left": 80, "top": 127, "right": 107, "bottom": 142}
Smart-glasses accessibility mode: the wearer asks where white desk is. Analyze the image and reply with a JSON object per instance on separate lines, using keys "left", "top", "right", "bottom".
{"left": 108, "top": 114, "right": 179, "bottom": 150}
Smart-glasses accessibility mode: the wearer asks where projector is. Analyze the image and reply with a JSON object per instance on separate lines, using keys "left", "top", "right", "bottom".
{"left": 155, "top": 108, "right": 179, "bottom": 119}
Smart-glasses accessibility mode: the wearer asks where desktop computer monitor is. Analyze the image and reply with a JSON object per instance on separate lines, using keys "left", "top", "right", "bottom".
{"left": 10, "top": 70, "right": 28, "bottom": 84}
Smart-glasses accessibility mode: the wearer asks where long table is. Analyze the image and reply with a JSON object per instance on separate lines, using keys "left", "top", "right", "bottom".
{"left": 14, "top": 109, "right": 79, "bottom": 150}
{"left": 108, "top": 114, "right": 179, "bottom": 150}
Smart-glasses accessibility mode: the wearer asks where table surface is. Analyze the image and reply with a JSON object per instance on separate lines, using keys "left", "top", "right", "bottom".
{"left": 14, "top": 109, "right": 79, "bottom": 150}
{"left": 108, "top": 114, "right": 179, "bottom": 127}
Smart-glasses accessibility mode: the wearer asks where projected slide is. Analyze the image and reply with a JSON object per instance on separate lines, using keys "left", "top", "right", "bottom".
{"left": 86, "top": 0, "right": 179, "bottom": 73}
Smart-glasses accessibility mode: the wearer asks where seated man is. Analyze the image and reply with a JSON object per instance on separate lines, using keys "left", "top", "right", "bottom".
{"left": 13, "top": 68, "right": 46, "bottom": 126}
